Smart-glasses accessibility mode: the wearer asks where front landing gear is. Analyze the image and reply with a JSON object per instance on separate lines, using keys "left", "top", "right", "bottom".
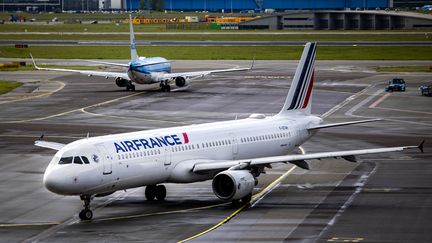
{"left": 145, "top": 185, "right": 166, "bottom": 201}
{"left": 79, "top": 195, "right": 93, "bottom": 220}
{"left": 126, "top": 81, "right": 135, "bottom": 91}
{"left": 160, "top": 81, "right": 171, "bottom": 92}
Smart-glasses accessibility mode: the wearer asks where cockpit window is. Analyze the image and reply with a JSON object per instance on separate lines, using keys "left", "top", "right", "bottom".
{"left": 73, "top": 156, "right": 83, "bottom": 164}
{"left": 59, "top": 157, "right": 73, "bottom": 164}
{"left": 81, "top": 156, "right": 90, "bottom": 164}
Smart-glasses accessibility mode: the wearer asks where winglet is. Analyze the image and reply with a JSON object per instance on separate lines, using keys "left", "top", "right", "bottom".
{"left": 250, "top": 56, "right": 255, "bottom": 70}
{"left": 418, "top": 140, "right": 425, "bottom": 153}
{"left": 29, "top": 53, "right": 40, "bottom": 70}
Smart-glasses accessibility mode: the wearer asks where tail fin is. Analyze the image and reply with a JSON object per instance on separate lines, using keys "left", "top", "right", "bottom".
{"left": 129, "top": 14, "right": 139, "bottom": 61}
{"left": 277, "top": 42, "right": 317, "bottom": 116}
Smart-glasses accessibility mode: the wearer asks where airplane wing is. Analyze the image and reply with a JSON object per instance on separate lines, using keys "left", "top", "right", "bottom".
{"left": 30, "top": 54, "right": 130, "bottom": 80}
{"left": 161, "top": 60, "right": 254, "bottom": 81}
{"left": 35, "top": 140, "right": 66, "bottom": 150}
{"left": 192, "top": 142, "right": 424, "bottom": 173}
{"left": 161, "top": 67, "right": 251, "bottom": 80}
{"left": 86, "top": 60, "right": 129, "bottom": 68}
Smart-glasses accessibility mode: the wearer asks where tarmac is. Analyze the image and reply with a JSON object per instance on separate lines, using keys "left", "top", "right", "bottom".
{"left": 0, "top": 60, "right": 431, "bottom": 242}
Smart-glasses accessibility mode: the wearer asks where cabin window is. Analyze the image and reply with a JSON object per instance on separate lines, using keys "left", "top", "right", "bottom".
{"left": 197, "top": 144, "right": 200, "bottom": 149}
{"left": 192, "top": 144, "right": 195, "bottom": 149}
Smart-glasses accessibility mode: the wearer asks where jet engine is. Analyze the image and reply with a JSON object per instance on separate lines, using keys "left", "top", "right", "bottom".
{"left": 115, "top": 77, "right": 128, "bottom": 87}
{"left": 212, "top": 170, "right": 255, "bottom": 201}
{"left": 175, "top": 77, "right": 189, "bottom": 87}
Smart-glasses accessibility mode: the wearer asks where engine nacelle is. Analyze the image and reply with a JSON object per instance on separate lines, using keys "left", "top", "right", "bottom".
{"left": 175, "top": 76, "right": 189, "bottom": 87}
{"left": 212, "top": 170, "right": 255, "bottom": 201}
{"left": 115, "top": 77, "right": 128, "bottom": 87}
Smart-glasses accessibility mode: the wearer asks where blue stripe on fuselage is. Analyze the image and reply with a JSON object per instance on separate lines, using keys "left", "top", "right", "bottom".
{"left": 129, "top": 58, "right": 171, "bottom": 74}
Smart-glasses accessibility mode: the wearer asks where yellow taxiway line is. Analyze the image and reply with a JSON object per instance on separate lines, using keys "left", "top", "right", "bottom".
{"left": 179, "top": 154, "right": 302, "bottom": 242}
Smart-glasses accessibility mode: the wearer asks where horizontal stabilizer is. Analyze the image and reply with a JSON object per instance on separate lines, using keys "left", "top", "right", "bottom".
{"left": 308, "top": 118, "right": 382, "bottom": 130}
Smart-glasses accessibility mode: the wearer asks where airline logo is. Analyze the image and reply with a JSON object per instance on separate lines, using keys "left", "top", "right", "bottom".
{"left": 114, "top": 133, "right": 189, "bottom": 153}
{"left": 287, "top": 42, "right": 316, "bottom": 110}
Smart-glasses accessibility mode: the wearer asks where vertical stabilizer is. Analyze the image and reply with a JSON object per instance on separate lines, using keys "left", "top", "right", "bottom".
{"left": 129, "top": 15, "right": 139, "bottom": 61}
{"left": 277, "top": 42, "right": 317, "bottom": 116}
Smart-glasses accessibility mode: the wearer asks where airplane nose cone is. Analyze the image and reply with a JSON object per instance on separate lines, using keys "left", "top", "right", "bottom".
{"left": 43, "top": 170, "right": 66, "bottom": 194}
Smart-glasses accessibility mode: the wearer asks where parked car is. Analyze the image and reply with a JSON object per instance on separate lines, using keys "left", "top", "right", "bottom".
{"left": 385, "top": 78, "right": 406, "bottom": 92}
{"left": 419, "top": 84, "right": 432, "bottom": 96}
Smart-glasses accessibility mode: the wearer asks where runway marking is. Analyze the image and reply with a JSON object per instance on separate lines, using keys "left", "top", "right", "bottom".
{"left": 0, "top": 222, "right": 60, "bottom": 227}
{"left": 327, "top": 237, "right": 364, "bottom": 242}
{"left": 179, "top": 147, "right": 304, "bottom": 242}
{"left": 80, "top": 108, "right": 187, "bottom": 125}
{"left": 368, "top": 92, "right": 391, "bottom": 108}
{"left": 345, "top": 89, "right": 383, "bottom": 117}
{"left": 0, "top": 80, "right": 65, "bottom": 105}
{"left": 93, "top": 202, "right": 229, "bottom": 222}
{"left": 372, "top": 106, "right": 432, "bottom": 115}
{"left": 316, "top": 164, "right": 377, "bottom": 241}
{"left": 2, "top": 90, "right": 146, "bottom": 123}
{"left": 178, "top": 204, "right": 249, "bottom": 243}
{"left": 321, "top": 84, "right": 376, "bottom": 118}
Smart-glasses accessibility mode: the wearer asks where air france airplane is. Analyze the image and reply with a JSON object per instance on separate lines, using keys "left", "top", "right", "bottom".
{"left": 36, "top": 42, "right": 423, "bottom": 221}
{"left": 31, "top": 15, "right": 251, "bottom": 92}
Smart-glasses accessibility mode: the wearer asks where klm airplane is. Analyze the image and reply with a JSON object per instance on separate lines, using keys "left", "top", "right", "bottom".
{"left": 31, "top": 15, "right": 251, "bottom": 92}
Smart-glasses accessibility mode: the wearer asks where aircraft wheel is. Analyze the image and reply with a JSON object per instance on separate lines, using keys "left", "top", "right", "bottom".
{"left": 165, "top": 85, "right": 171, "bottom": 92}
{"left": 145, "top": 185, "right": 156, "bottom": 201}
{"left": 155, "top": 185, "right": 166, "bottom": 201}
{"left": 131, "top": 84, "right": 136, "bottom": 91}
{"left": 79, "top": 208, "right": 93, "bottom": 220}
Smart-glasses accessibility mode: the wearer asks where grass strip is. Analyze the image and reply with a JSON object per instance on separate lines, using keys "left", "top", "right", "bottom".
{"left": 0, "top": 46, "right": 431, "bottom": 60}
{"left": 376, "top": 66, "right": 432, "bottom": 72}
{"left": 1, "top": 33, "right": 431, "bottom": 42}
{"left": 0, "top": 80, "right": 23, "bottom": 95}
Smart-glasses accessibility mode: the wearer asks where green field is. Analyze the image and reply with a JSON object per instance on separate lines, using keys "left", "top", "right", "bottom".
{"left": 376, "top": 66, "right": 432, "bottom": 72}
{"left": 1, "top": 46, "right": 431, "bottom": 60}
{"left": 0, "top": 23, "right": 167, "bottom": 32}
{"left": 1, "top": 32, "right": 431, "bottom": 42}
{"left": 0, "top": 80, "right": 22, "bottom": 95}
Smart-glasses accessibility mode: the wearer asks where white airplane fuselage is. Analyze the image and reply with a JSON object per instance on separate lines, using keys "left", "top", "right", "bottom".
{"left": 127, "top": 57, "right": 171, "bottom": 84}
{"left": 43, "top": 115, "right": 322, "bottom": 196}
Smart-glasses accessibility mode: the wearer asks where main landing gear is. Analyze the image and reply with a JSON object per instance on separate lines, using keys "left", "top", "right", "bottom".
{"left": 126, "top": 81, "right": 135, "bottom": 91}
{"left": 160, "top": 80, "right": 171, "bottom": 92}
{"left": 79, "top": 195, "right": 93, "bottom": 220}
{"left": 145, "top": 185, "right": 166, "bottom": 201}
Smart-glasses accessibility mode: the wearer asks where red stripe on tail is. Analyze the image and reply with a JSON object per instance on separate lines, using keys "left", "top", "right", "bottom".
{"left": 302, "top": 72, "right": 314, "bottom": 109}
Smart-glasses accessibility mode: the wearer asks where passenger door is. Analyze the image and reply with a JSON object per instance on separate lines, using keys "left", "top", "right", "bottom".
{"left": 164, "top": 147, "right": 171, "bottom": 167}
{"left": 229, "top": 133, "right": 238, "bottom": 159}
{"left": 96, "top": 144, "right": 112, "bottom": 175}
